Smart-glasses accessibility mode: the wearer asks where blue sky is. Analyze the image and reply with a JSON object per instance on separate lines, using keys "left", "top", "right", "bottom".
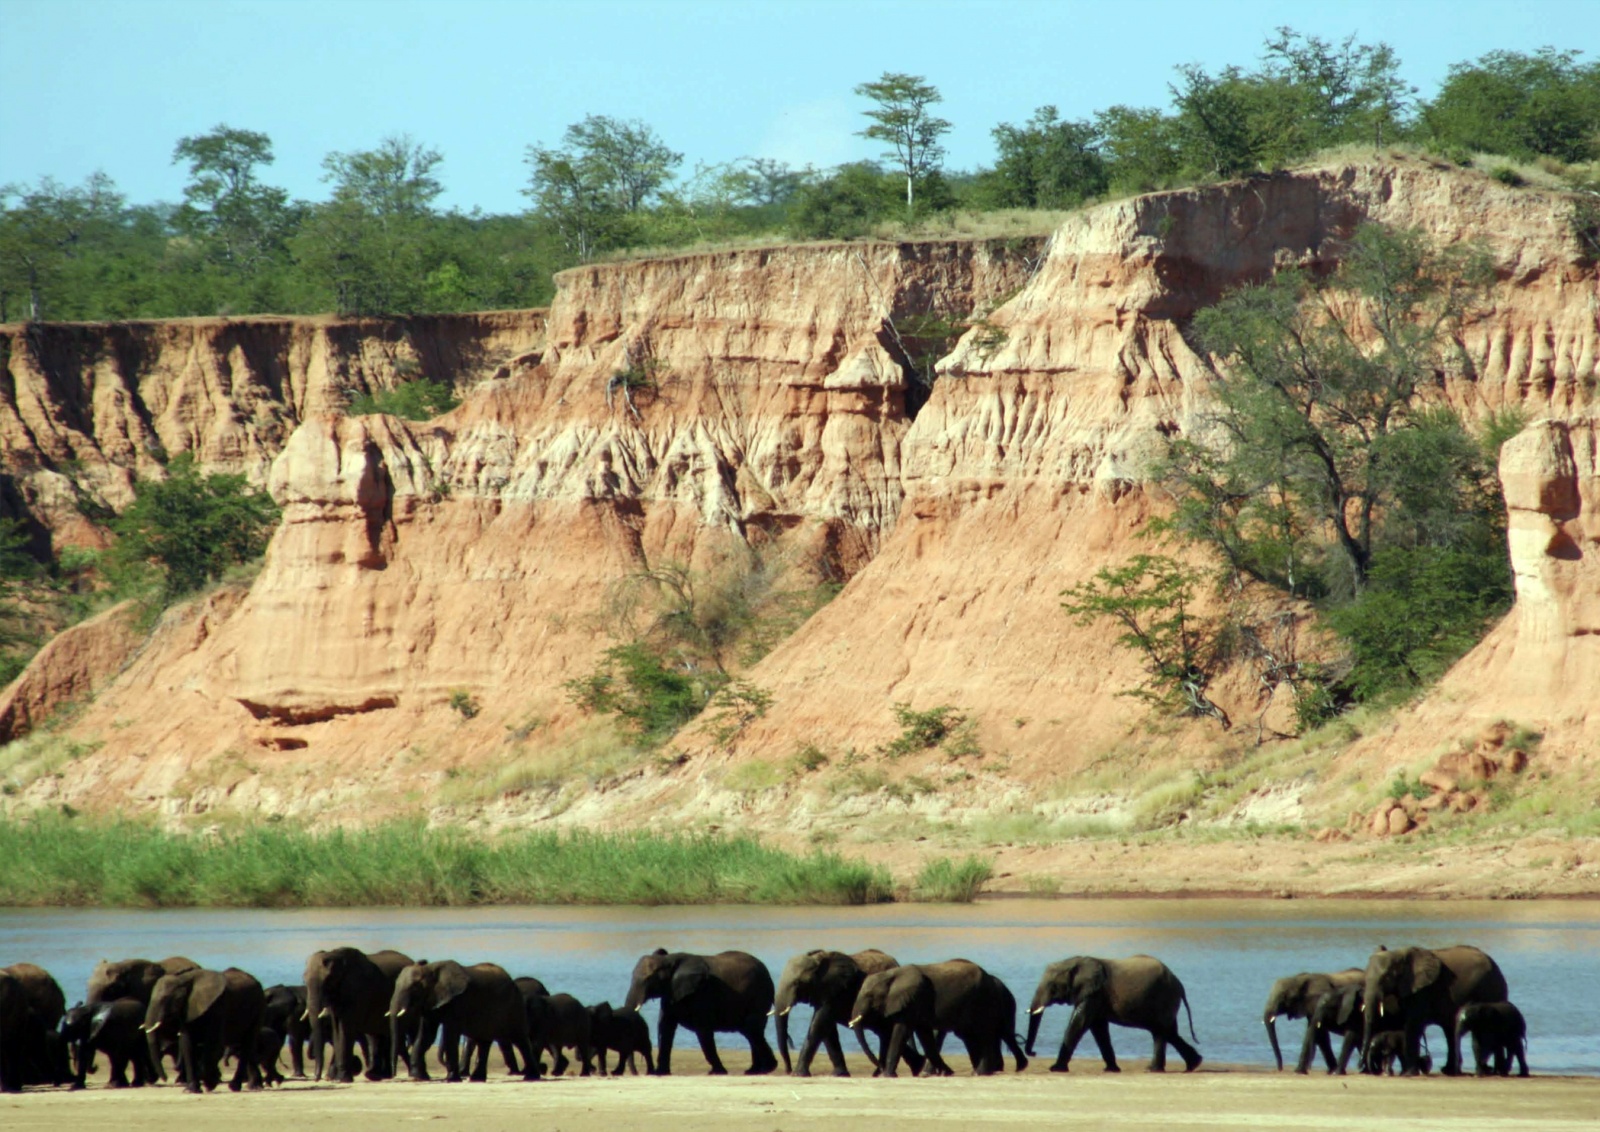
{"left": 2, "top": 0, "right": 1594, "bottom": 213}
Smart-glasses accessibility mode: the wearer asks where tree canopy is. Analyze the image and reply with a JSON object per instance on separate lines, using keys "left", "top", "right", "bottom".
{"left": 855, "top": 72, "right": 951, "bottom": 211}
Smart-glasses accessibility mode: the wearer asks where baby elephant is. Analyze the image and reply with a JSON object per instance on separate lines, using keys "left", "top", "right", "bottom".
{"left": 61, "top": 1000, "right": 160, "bottom": 1088}
{"left": 1364, "top": 1029, "right": 1431, "bottom": 1075}
{"left": 587, "top": 1003, "right": 654, "bottom": 1075}
{"left": 1455, "top": 1002, "right": 1529, "bottom": 1077}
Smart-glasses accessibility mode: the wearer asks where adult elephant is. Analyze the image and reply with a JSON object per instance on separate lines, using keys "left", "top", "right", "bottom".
{"left": 86, "top": 957, "right": 200, "bottom": 1007}
{"left": 1361, "top": 945, "right": 1507, "bottom": 1076}
{"left": 390, "top": 960, "right": 537, "bottom": 1083}
{"left": 773, "top": 948, "right": 920, "bottom": 1078}
{"left": 1455, "top": 1002, "right": 1529, "bottom": 1077}
{"left": 1, "top": 963, "right": 71, "bottom": 1088}
{"left": 142, "top": 967, "right": 266, "bottom": 1094}
{"left": 1026, "top": 955, "right": 1201, "bottom": 1073}
{"left": 849, "top": 960, "right": 1026, "bottom": 1078}
{"left": 1261, "top": 968, "right": 1364, "bottom": 1072}
{"left": 624, "top": 949, "right": 777, "bottom": 1075}
{"left": 304, "top": 947, "right": 412, "bottom": 1083}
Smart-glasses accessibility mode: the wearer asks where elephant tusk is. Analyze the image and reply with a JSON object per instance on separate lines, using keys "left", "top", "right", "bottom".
{"left": 766, "top": 1008, "right": 775, "bottom": 1017}
{"left": 1379, "top": 1002, "right": 1386, "bottom": 1018}
{"left": 318, "top": 1008, "right": 332, "bottom": 1019}
{"left": 300, "top": 1010, "right": 310, "bottom": 1022}
{"left": 1030, "top": 1007, "right": 1044, "bottom": 1016}
{"left": 777, "top": 1007, "right": 790, "bottom": 1017}
{"left": 848, "top": 1016, "right": 863, "bottom": 1028}
{"left": 396, "top": 1008, "right": 406, "bottom": 1018}
{"left": 1268, "top": 1014, "right": 1277, "bottom": 1025}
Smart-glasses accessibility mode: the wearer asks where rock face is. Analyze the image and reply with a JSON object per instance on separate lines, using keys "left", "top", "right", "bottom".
{"left": 0, "top": 310, "right": 546, "bottom": 547}
{"left": 2, "top": 159, "right": 1597, "bottom": 821}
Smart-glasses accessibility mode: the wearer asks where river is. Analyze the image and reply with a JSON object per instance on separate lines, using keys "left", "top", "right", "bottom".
{"left": 2, "top": 899, "right": 1594, "bottom": 1074}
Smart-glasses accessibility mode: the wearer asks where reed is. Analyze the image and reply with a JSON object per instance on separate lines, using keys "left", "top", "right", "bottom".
{"left": 0, "top": 818, "right": 894, "bottom": 908}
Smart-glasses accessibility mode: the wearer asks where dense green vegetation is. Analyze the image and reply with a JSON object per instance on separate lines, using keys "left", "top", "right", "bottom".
{"left": 1064, "top": 223, "right": 1518, "bottom": 729}
{"left": 0, "top": 818, "right": 909, "bottom": 906}
{"left": 2, "top": 36, "right": 1594, "bottom": 323}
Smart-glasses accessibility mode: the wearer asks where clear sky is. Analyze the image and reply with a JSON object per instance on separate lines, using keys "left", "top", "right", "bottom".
{"left": 2, "top": 0, "right": 1595, "bottom": 214}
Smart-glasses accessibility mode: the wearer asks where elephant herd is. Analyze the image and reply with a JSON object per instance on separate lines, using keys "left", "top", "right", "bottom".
{"left": 0, "top": 940, "right": 1532, "bottom": 1093}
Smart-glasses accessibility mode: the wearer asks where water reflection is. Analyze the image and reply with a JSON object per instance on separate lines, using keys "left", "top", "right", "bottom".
{"left": 2, "top": 899, "right": 1594, "bottom": 1074}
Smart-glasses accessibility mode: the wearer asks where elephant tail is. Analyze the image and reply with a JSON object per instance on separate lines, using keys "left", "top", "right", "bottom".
{"left": 1181, "top": 991, "right": 1198, "bottom": 1044}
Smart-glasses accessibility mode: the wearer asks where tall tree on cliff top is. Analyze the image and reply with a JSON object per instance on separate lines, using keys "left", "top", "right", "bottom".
{"left": 855, "top": 72, "right": 950, "bottom": 212}
{"left": 524, "top": 116, "right": 681, "bottom": 261}
{"left": 293, "top": 135, "right": 444, "bottom": 314}
{"left": 0, "top": 173, "right": 123, "bottom": 321}
{"left": 171, "top": 125, "right": 293, "bottom": 278}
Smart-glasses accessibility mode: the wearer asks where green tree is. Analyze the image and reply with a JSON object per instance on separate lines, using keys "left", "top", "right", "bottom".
{"left": 1094, "top": 106, "right": 1182, "bottom": 194}
{"left": 0, "top": 173, "right": 123, "bottom": 321}
{"left": 1259, "top": 28, "right": 1412, "bottom": 148}
{"left": 171, "top": 125, "right": 293, "bottom": 277}
{"left": 855, "top": 72, "right": 951, "bottom": 212}
{"left": 107, "top": 454, "right": 280, "bottom": 600}
{"left": 983, "top": 106, "right": 1107, "bottom": 208}
{"left": 293, "top": 135, "right": 444, "bottom": 314}
{"left": 786, "top": 163, "right": 899, "bottom": 239}
{"left": 1424, "top": 48, "right": 1600, "bottom": 163}
{"left": 523, "top": 116, "right": 680, "bottom": 261}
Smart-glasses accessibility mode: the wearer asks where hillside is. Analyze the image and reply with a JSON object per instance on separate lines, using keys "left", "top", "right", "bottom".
{"left": 2, "top": 158, "right": 1597, "bottom": 896}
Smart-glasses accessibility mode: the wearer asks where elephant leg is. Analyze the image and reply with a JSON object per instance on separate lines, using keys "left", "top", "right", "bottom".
{"left": 1054, "top": 1007, "right": 1096, "bottom": 1072}
{"left": 693, "top": 1028, "right": 727, "bottom": 1075}
{"left": 1149, "top": 1028, "right": 1168, "bottom": 1072}
{"left": 1470, "top": 1031, "right": 1490, "bottom": 1076}
{"left": 1315, "top": 1028, "right": 1337, "bottom": 1073}
{"left": 1003, "top": 1028, "right": 1029, "bottom": 1073}
{"left": 819, "top": 1024, "right": 848, "bottom": 1077}
{"left": 470, "top": 1037, "right": 489, "bottom": 1083}
{"left": 1166, "top": 1028, "right": 1203, "bottom": 1072}
{"left": 898, "top": 1029, "right": 927, "bottom": 1077}
{"left": 1437, "top": 1018, "right": 1463, "bottom": 1077}
{"left": 179, "top": 1031, "right": 201, "bottom": 1095}
{"left": 655, "top": 1013, "right": 677, "bottom": 1075}
{"left": 881, "top": 1023, "right": 909, "bottom": 1078}
{"left": 745, "top": 1023, "right": 777, "bottom": 1075}
{"left": 916, "top": 1026, "right": 954, "bottom": 1076}
{"left": 1334, "top": 1030, "right": 1359, "bottom": 1075}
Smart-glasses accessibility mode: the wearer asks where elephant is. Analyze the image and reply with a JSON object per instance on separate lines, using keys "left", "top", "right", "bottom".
{"left": 587, "top": 1002, "right": 654, "bottom": 1076}
{"left": 522, "top": 987, "right": 592, "bottom": 1077}
{"left": 61, "top": 999, "right": 160, "bottom": 1088}
{"left": 389, "top": 960, "right": 537, "bottom": 1083}
{"left": 142, "top": 967, "right": 266, "bottom": 1094}
{"left": 1026, "top": 955, "right": 1201, "bottom": 1074}
{"left": 263, "top": 985, "right": 313, "bottom": 1078}
{"left": 304, "top": 947, "right": 412, "bottom": 1083}
{"left": 86, "top": 957, "right": 200, "bottom": 1007}
{"left": 0, "top": 963, "right": 71, "bottom": 1088}
{"left": 773, "top": 948, "right": 922, "bottom": 1078}
{"left": 1455, "top": 1002, "right": 1529, "bottom": 1077}
{"left": 1361, "top": 945, "right": 1507, "bottom": 1076}
{"left": 624, "top": 949, "right": 777, "bottom": 1076}
{"left": 1261, "top": 968, "right": 1364, "bottom": 1072}
{"left": 849, "top": 960, "right": 1027, "bottom": 1078}
{"left": 0, "top": 968, "right": 27, "bottom": 1092}
{"left": 1300, "top": 984, "right": 1373, "bottom": 1075}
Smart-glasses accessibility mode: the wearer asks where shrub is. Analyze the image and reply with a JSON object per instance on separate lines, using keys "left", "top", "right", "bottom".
{"left": 448, "top": 689, "right": 480, "bottom": 719}
{"left": 348, "top": 378, "right": 460, "bottom": 421}
{"left": 883, "top": 703, "right": 967, "bottom": 758}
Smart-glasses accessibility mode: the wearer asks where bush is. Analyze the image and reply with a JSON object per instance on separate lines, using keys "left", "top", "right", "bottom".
{"left": 107, "top": 454, "right": 280, "bottom": 600}
{"left": 910, "top": 854, "right": 994, "bottom": 902}
{"left": 787, "top": 163, "right": 900, "bottom": 239}
{"left": 883, "top": 703, "right": 967, "bottom": 758}
{"left": 348, "top": 378, "right": 459, "bottom": 421}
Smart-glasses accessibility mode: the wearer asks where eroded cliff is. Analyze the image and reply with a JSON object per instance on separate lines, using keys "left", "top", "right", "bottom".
{"left": 2, "top": 159, "right": 1597, "bottom": 845}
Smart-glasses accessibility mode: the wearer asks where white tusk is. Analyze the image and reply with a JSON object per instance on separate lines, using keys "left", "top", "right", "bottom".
{"left": 766, "top": 1008, "right": 775, "bottom": 1017}
{"left": 397, "top": 1008, "right": 406, "bottom": 1018}
{"left": 1268, "top": 1014, "right": 1277, "bottom": 1025}
{"left": 1379, "top": 1002, "right": 1387, "bottom": 1018}
{"left": 300, "top": 1010, "right": 310, "bottom": 1022}
{"left": 318, "top": 1008, "right": 332, "bottom": 1019}
{"left": 778, "top": 1007, "right": 791, "bottom": 1017}
{"left": 1030, "top": 1007, "right": 1044, "bottom": 1016}
{"left": 848, "top": 1016, "right": 863, "bottom": 1028}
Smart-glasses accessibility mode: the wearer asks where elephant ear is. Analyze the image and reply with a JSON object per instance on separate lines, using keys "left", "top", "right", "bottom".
{"left": 186, "top": 971, "right": 228, "bottom": 1024}
{"left": 1073, "top": 960, "right": 1108, "bottom": 999}
{"left": 884, "top": 969, "right": 926, "bottom": 1018}
{"left": 1335, "top": 987, "right": 1362, "bottom": 1027}
{"left": 1407, "top": 949, "right": 1442, "bottom": 993}
{"left": 670, "top": 958, "right": 710, "bottom": 1004}
{"left": 89, "top": 1003, "right": 116, "bottom": 1042}
{"left": 432, "top": 962, "right": 471, "bottom": 1010}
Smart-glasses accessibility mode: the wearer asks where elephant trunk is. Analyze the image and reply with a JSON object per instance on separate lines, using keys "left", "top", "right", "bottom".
{"left": 771, "top": 978, "right": 801, "bottom": 1074}
{"left": 623, "top": 977, "right": 648, "bottom": 1014}
{"left": 1265, "top": 1013, "right": 1284, "bottom": 1071}
{"left": 1360, "top": 984, "right": 1381, "bottom": 1062}
{"left": 304, "top": 981, "right": 327, "bottom": 1080}
{"left": 1024, "top": 1006, "right": 1044, "bottom": 1057}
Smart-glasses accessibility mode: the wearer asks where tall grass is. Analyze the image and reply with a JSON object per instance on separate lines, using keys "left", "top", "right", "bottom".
{"left": 0, "top": 819, "right": 894, "bottom": 908}
{"left": 911, "top": 854, "right": 995, "bottom": 903}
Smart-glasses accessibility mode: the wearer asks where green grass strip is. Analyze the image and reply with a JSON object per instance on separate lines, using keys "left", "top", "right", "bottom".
{"left": 0, "top": 818, "right": 895, "bottom": 908}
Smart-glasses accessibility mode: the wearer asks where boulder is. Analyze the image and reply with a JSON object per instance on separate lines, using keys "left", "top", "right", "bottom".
{"left": 1386, "top": 807, "right": 1415, "bottom": 836}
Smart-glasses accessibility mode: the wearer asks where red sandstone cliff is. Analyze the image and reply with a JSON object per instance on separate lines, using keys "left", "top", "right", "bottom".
{"left": 1, "top": 159, "right": 1595, "bottom": 829}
